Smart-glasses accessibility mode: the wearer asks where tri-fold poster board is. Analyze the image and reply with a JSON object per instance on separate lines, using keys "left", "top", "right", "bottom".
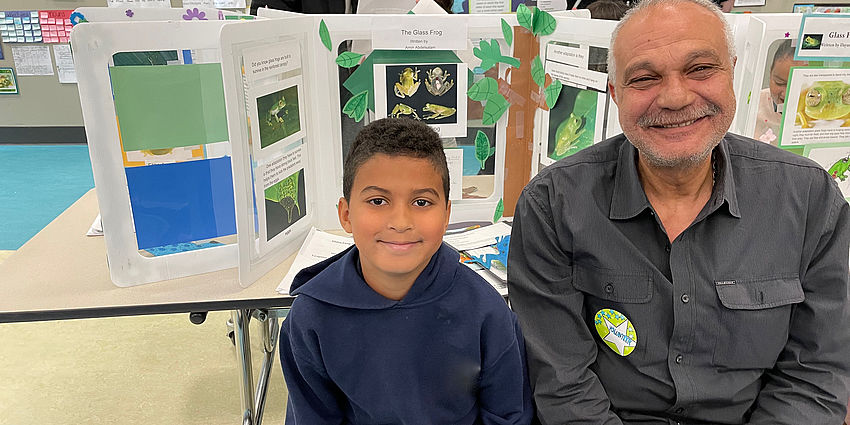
{"left": 71, "top": 8, "right": 850, "bottom": 288}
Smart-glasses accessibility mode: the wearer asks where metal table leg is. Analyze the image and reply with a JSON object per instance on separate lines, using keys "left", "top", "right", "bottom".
{"left": 231, "top": 308, "right": 281, "bottom": 425}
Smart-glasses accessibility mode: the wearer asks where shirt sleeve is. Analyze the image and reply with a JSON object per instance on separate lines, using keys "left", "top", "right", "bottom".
{"left": 279, "top": 307, "right": 347, "bottom": 425}
{"left": 507, "top": 184, "right": 624, "bottom": 425}
{"left": 748, "top": 178, "right": 850, "bottom": 424}
{"left": 477, "top": 314, "right": 534, "bottom": 425}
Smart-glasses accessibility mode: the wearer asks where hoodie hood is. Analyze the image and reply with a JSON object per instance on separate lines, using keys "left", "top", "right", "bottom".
{"left": 290, "top": 242, "right": 460, "bottom": 309}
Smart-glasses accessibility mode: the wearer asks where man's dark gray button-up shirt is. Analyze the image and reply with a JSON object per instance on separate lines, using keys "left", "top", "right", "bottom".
{"left": 508, "top": 133, "right": 850, "bottom": 424}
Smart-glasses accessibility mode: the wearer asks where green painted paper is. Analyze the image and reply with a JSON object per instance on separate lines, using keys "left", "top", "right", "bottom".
{"left": 343, "top": 50, "right": 462, "bottom": 112}
{"left": 109, "top": 64, "right": 228, "bottom": 152}
{"left": 501, "top": 18, "right": 513, "bottom": 47}
{"left": 517, "top": 4, "right": 532, "bottom": 32}
{"left": 319, "top": 19, "right": 332, "bottom": 52}
{"left": 531, "top": 56, "right": 544, "bottom": 88}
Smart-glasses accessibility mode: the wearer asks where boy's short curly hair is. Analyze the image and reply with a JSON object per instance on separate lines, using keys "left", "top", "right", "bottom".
{"left": 343, "top": 118, "right": 449, "bottom": 203}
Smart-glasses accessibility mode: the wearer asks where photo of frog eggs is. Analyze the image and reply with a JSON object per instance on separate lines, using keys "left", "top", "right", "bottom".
{"left": 384, "top": 63, "right": 459, "bottom": 125}
{"left": 795, "top": 79, "right": 850, "bottom": 129}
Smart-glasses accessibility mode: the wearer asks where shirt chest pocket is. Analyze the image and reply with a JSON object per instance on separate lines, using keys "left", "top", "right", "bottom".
{"left": 713, "top": 275, "right": 804, "bottom": 370}
{"left": 573, "top": 263, "right": 654, "bottom": 360}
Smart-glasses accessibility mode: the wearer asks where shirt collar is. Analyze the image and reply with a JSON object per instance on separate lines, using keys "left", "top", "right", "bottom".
{"left": 609, "top": 135, "right": 741, "bottom": 220}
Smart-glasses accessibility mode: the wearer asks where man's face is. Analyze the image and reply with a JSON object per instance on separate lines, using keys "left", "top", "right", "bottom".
{"left": 609, "top": 3, "right": 736, "bottom": 169}
{"left": 338, "top": 154, "right": 450, "bottom": 293}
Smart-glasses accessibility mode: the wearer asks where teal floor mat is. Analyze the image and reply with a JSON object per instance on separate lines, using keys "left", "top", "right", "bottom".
{"left": 0, "top": 145, "right": 95, "bottom": 250}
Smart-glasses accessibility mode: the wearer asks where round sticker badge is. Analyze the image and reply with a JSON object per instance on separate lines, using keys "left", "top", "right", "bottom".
{"left": 594, "top": 309, "right": 637, "bottom": 356}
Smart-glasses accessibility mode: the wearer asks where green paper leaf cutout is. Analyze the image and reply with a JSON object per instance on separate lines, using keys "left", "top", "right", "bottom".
{"left": 335, "top": 51, "right": 364, "bottom": 68}
{"left": 467, "top": 77, "right": 499, "bottom": 101}
{"left": 319, "top": 19, "right": 332, "bottom": 52}
{"left": 473, "top": 39, "right": 521, "bottom": 72}
{"left": 517, "top": 4, "right": 532, "bottom": 32}
{"left": 532, "top": 8, "right": 557, "bottom": 36}
{"left": 482, "top": 93, "right": 510, "bottom": 126}
{"left": 494, "top": 198, "right": 504, "bottom": 223}
{"left": 474, "top": 130, "right": 495, "bottom": 169}
{"left": 531, "top": 56, "right": 544, "bottom": 88}
{"left": 343, "top": 91, "right": 368, "bottom": 122}
{"left": 544, "top": 79, "right": 563, "bottom": 109}
{"left": 501, "top": 18, "right": 513, "bottom": 47}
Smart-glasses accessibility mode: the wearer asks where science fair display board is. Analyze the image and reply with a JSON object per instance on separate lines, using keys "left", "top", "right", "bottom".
{"left": 225, "top": 11, "right": 554, "bottom": 286}
{"left": 783, "top": 14, "right": 850, "bottom": 201}
{"left": 72, "top": 10, "right": 806, "bottom": 289}
{"left": 73, "top": 19, "right": 251, "bottom": 287}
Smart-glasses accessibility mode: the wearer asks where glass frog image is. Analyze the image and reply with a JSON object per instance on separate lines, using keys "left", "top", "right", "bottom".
{"left": 266, "top": 97, "right": 287, "bottom": 129}
{"left": 394, "top": 67, "right": 421, "bottom": 98}
{"left": 828, "top": 154, "right": 850, "bottom": 182}
{"left": 796, "top": 81, "right": 850, "bottom": 129}
{"left": 390, "top": 103, "right": 420, "bottom": 120}
{"left": 801, "top": 35, "right": 821, "bottom": 49}
{"left": 549, "top": 88, "right": 597, "bottom": 160}
{"left": 422, "top": 103, "right": 456, "bottom": 120}
{"left": 424, "top": 67, "right": 454, "bottom": 96}
{"left": 554, "top": 113, "right": 586, "bottom": 157}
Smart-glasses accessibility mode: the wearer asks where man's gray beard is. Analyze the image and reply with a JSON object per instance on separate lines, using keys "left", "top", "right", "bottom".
{"left": 629, "top": 103, "right": 725, "bottom": 169}
{"left": 631, "top": 136, "right": 721, "bottom": 170}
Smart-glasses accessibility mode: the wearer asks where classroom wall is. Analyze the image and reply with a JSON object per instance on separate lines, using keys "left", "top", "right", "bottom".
{"left": 734, "top": 0, "right": 850, "bottom": 13}
{"left": 0, "top": 0, "right": 182, "bottom": 132}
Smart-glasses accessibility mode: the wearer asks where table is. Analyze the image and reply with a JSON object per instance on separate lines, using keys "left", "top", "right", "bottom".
{"left": 0, "top": 189, "right": 297, "bottom": 425}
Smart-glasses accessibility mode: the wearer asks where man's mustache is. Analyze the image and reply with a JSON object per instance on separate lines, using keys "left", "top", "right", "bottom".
{"left": 637, "top": 103, "right": 721, "bottom": 128}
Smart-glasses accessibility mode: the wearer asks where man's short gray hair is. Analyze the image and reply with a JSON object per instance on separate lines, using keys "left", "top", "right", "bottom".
{"left": 606, "top": 0, "right": 736, "bottom": 83}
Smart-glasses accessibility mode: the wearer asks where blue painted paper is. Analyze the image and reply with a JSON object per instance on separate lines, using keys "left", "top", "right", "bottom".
{"left": 125, "top": 157, "right": 236, "bottom": 250}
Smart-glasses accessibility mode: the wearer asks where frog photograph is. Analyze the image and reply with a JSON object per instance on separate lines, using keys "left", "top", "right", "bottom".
{"left": 263, "top": 168, "right": 306, "bottom": 241}
{"left": 256, "top": 84, "right": 302, "bottom": 149}
{"left": 382, "top": 63, "right": 459, "bottom": 126}
{"left": 804, "top": 145, "right": 850, "bottom": 201}
{"left": 546, "top": 84, "right": 598, "bottom": 161}
{"left": 794, "top": 80, "right": 850, "bottom": 129}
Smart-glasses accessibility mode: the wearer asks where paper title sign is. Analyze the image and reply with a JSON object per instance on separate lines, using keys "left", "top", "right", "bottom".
{"left": 795, "top": 15, "right": 850, "bottom": 61}
{"left": 371, "top": 16, "right": 467, "bottom": 50}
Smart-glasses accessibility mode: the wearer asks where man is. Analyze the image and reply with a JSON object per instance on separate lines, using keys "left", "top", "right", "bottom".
{"left": 508, "top": 0, "right": 850, "bottom": 423}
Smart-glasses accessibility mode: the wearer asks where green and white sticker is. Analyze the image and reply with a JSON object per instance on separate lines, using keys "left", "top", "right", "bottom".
{"left": 594, "top": 309, "right": 637, "bottom": 356}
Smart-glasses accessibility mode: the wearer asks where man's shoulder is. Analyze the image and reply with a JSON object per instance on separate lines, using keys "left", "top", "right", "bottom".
{"left": 724, "top": 133, "right": 828, "bottom": 173}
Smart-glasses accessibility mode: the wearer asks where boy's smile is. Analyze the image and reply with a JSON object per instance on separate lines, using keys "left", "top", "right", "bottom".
{"left": 338, "top": 154, "right": 450, "bottom": 301}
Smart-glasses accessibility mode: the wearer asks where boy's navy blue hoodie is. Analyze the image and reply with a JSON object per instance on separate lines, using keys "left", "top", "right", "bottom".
{"left": 280, "top": 243, "right": 533, "bottom": 424}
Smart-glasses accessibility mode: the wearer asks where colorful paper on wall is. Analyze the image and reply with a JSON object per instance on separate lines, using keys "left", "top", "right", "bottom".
{"left": 125, "top": 156, "right": 237, "bottom": 250}
{"left": 38, "top": 10, "right": 73, "bottom": 44}
{"left": 0, "top": 11, "right": 39, "bottom": 44}
{"left": 0, "top": 68, "right": 18, "bottom": 94}
{"left": 109, "top": 63, "right": 229, "bottom": 152}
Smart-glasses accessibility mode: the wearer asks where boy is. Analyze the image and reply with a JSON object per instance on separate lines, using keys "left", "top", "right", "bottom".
{"left": 279, "top": 118, "right": 532, "bottom": 424}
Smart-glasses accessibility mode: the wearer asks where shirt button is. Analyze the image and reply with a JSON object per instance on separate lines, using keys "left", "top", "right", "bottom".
{"left": 676, "top": 408, "right": 684, "bottom": 414}
{"left": 605, "top": 283, "right": 614, "bottom": 294}
{"left": 681, "top": 294, "right": 690, "bottom": 303}
{"left": 675, "top": 354, "right": 683, "bottom": 364}
{"left": 665, "top": 243, "right": 671, "bottom": 252}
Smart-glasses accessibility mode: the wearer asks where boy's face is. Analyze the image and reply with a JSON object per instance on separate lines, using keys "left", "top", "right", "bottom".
{"left": 338, "top": 154, "right": 450, "bottom": 292}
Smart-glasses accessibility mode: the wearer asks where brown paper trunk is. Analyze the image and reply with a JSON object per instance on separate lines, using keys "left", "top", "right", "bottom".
{"left": 502, "top": 26, "right": 540, "bottom": 217}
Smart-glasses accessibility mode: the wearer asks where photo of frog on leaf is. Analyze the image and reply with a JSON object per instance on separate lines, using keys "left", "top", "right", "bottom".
{"left": 256, "top": 85, "right": 301, "bottom": 149}
{"left": 794, "top": 80, "right": 850, "bottom": 129}
{"left": 383, "top": 63, "right": 459, "bottom": 125}
{"left": 264, "top": 168, "right": 306, "bottom": 241}
{"left": 547, "top": 84, "right": 598, "bottom": 161}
